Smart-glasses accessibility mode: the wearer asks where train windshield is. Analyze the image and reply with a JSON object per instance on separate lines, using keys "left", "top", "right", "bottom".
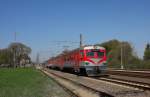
{"left": 97, "top": 52, "right": 104, "bottom": 57}
{"left": 86, "top": 49, "right": 104, "bottom": 58}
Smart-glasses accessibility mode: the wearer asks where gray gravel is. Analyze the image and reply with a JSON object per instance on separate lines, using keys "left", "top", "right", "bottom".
{"left": 110, "top": 74, "right": 150, "bottom": 84}
{"left": 47, "top": 69, "right": 150, "bottom": 97}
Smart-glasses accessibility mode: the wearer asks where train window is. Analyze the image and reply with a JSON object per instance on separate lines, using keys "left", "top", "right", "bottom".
{"left": 97, "top": 52, "right": 104, "bottom": 57}
{"left": 86, "top": 52, "right": 94, "bottom": 57}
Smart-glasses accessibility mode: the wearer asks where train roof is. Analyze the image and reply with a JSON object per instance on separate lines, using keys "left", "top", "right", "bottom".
{"left": 48, "top": 45, "right": 105, "bottom": 60}
{"left": 80, "top": 45, "right": 105, "bottom": 50}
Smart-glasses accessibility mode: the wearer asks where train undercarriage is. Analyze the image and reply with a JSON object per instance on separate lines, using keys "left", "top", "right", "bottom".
{"left": 47, "top": 65, "right": 108, "bottom": 76}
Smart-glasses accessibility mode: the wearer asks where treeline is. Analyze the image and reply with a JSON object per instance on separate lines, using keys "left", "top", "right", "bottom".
{"left": 0, "top": 42, "right": 31, "bottom": 68}
{"left": 96, "top": 40, "right": 150, "bottom": 69}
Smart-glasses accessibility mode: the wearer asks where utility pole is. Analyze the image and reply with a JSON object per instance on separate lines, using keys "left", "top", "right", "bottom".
{"left": 80, "top": 34, "right": 83, "bottom": 47}
{"left": 120, "top": 42, "right": 124, "bottom": 69}
{"left": 36, "top": 52, "right": 40, "bottom": 65}
{"left": 13, "top": 32, "right": 17, "bottom": 68}
{"left": 13, "top": 47, "right": 16, "bottom": 68}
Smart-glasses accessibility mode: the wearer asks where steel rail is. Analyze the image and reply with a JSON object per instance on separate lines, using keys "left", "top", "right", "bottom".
{"left": 42, "top": 69, "right": 114, "bottom": 97}
{"left": 97, "top": 77, "right": 150, "bottom": 91}
{"left": 41, "top": 69, "right": 79, "bottom": 97}
{"left": 106, "top": 70, "right": 150, "bottom": 78}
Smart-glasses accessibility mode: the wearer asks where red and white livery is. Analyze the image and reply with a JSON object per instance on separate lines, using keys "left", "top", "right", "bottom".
{"left": 47, "top": 45, "right": 107, "bottom": 76}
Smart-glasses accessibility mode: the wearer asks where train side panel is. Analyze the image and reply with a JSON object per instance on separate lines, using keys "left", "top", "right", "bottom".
{"left": 47, "top": 46, "right": 107, "bottom": 76}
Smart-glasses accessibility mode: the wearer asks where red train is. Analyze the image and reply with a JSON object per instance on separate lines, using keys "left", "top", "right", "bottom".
{"left": 47, "top": 45, "right": 107, "bottom": 76}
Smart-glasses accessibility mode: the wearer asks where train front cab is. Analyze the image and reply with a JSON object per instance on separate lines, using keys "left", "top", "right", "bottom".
{"left": 79, "top": 47, "right": 107, "bottom": 76}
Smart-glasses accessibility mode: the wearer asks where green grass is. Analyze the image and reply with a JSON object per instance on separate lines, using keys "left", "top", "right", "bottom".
{"left": 0, "top": 68, "right": 69, "bottom": 97}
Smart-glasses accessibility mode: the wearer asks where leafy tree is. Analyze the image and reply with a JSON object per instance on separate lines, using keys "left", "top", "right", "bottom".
{"left": 0, "top": 42, "right": 31, "bottom": 67}
{"left": 0, "top": 49, "right": 13, "bottom": 67}
{"left": 142, "top": 43, "right": 150, "bottom": 69}
{"left": 144, "top": 43, "right": 150, "bottom": 61}
{"left": 8, "top": 42, "right": 31, "bottom": 55}
{"left": 96, "top": 39, "right": 141, "bottom": 69}
{"left": 8, "top": 42, "right": 31, "bottom": 67}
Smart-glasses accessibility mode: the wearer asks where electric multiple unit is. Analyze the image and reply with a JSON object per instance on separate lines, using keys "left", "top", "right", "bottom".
{"left": 47, "top": 45, "right": 107, "bottom": 76}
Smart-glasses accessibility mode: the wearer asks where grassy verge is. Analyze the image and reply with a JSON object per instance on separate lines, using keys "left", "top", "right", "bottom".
{"left": 0, "top": 68, "right": 69, "bottom": 97}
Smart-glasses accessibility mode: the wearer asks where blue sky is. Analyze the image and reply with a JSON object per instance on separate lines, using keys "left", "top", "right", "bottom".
{"left": 0, "top": 0, "right": 150, "bottom": 62}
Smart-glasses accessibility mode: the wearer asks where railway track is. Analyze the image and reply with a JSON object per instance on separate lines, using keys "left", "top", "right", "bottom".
{"left": 97, "top": 77, "right": 150, "bottom": 91}
{"left": 41, "top": 68, "right": 149, "bottom": 97}
{"left": 42, "top": 69, "right": 113, "bottom": 97}
{"left": 42, "top": 69, "right": 79, "bottom": 97}
{"left": 106, "top": 69, "right": 150, "bottom": 78}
